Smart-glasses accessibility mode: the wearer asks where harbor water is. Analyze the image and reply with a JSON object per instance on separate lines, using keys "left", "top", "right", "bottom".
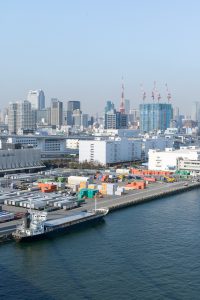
{"left": 1, "top": 189, "right": 200, "bottom": 300}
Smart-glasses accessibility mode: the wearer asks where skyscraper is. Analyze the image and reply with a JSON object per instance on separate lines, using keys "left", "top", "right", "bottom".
{"left": 140, "top": 103, "right": 173, "bottom": 133}
{"left": 105, "top": 101, "right": 115, "bottom": 113}
{"left": 8, "top": 101, "right": 36, "bottom": 134}
{"left": 124, "top": 99, "right": 130, "bottom": 114}
{"left": 67, "top": 101, "right": 80, "bottom": 112}
{"left": 8, "top": 103, "right": 18, "bottom": 134}
{"left": 27, "top": 90, "right": 45, "bottom": 110}
{"left": 191, "top": 101, "right": 200, "bottom": 122}
{"left": 51, "top": 98, "right": 63, "bottom": 127}
{"left": 104, "top": 101, "right": 128, "bottom": 130}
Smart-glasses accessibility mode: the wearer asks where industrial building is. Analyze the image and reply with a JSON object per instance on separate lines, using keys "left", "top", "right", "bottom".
{"left": 79, "top": 138, "right": 142, "bottom": 165}
{"left": 0, "top": 148, "right": 43, "bottom": 173}
{"left": 148, "top": 147, "right": 200, "bottom": 171}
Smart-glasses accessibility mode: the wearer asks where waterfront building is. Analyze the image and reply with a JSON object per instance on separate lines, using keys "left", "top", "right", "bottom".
{"left": 0, "top": 148, "right": 43, "bottom": 173}
{"left": 140, "top": 103, "right": 173, "bottom": 133}
{"left": 27, "top": 89, "right": 45, "bottom": 110}
{"left": 4, "top": 135, "right": 81, "bottom": 159}
{"left": 79, "top": 138, "right": 142, "bottom": 165}
{"left": 177, "top": 157, "right": 200, "bottom": 175}
{"left": 142, "top": 136, "right": 174, "bottom": 160}
{"left": 148, "top": 146, "right": 200, "bottom": 171}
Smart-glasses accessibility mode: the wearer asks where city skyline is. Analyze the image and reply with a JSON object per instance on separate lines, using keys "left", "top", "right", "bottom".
{"left": 1, "top": 1, "right": 200, "bottom": 114}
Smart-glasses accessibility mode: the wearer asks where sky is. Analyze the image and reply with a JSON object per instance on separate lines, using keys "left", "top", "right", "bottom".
{"left": 0, "top": 0, "right": 200, "bottom": 115}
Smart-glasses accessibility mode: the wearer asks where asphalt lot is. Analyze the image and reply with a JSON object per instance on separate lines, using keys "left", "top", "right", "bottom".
{"left": 1, "top": 180, "right": 198, "bottom": 235}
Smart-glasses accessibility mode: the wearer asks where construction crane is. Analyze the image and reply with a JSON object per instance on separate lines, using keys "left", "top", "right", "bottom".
{"left": 151, "top": 81, "right": 157, "bottom": 102}
{"left": 165, "top": 83, "right": 172, "bottom": 103}
{"left": 140, "top": 83, "right": 146, "bottom": 102}
{"left": 157, "top": 93, "right": 161, "bottom": 102}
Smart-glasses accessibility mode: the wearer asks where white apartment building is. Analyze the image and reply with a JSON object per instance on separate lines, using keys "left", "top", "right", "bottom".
{"left": 148, "top": 146, "right": 200, "bottom": 171}
{"left": 79, "top": 138, "right": 142, "bottom": 165}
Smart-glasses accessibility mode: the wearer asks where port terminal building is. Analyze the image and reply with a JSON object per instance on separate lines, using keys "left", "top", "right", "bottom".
{"left": 0, "top": 148, "right": 44, "bottom": 173}
{"left": 148, "top": 147, "right": 200, "bottom": 172}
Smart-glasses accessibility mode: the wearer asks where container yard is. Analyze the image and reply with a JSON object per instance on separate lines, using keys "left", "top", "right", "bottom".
{"left": 1, "top": 166, "right": 200, "bottom": 243}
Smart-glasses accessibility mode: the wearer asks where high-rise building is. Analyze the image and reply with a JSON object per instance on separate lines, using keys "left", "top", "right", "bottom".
{"left": 124, "top": 99, "right": 130, "bottom": 114}
{"left": 27, "top": 90, "right": 45, "bottom": 110}
{"left": 72, "top": 109, "right": 82, "bottom": 127}
{"left": 105, "top": 101, "right": 115, "bottom": 113}
{"left": 36, "top": 108, "right": 51, "bottom": 125}
{"left": 67, "top": 101, "right": 80, "bottom": 112}
{"left": 8, "top": 103, "right": 18, "bottom": 134}
{"left": 51, "top": 99, "right": 63, "bottom": 127}
{"left": 17, "top": 100, "right": 36, "bottom": 133}
{"left": 8, "top": 101, "right": 36, "bottom": 134}
{"left": 104, "top": 108, "right": 128, "bottom": 129}
{"left": 191, "top": 102, "right": 200, "bottom": 122}
{"left": 63, "top": 110, "right": 73, "bottom": 126}
{"left": 140, "top": 103, "right": 173, "bottom": 133}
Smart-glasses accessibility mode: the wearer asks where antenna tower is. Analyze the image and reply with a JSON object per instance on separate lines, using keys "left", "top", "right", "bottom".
{"left": 119, "top": 77, "right": 125, "bottom": 113}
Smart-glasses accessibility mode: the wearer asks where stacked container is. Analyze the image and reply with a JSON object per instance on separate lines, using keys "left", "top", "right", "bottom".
{"left": 87, "top": 189, "right": 99, "bottom": 199}
{"left": 106, "top": 183, "right": 117, "bottom": 195}
{"left": 79, "top": 181, "right": 88, "bottom": 189}
{"left": 100, "top": 183, "right": 107, "bottom": 195}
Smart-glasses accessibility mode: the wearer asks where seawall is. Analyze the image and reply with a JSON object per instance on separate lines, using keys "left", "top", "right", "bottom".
{"left": 108, "top": 182, "right": 200, "bottom": 212}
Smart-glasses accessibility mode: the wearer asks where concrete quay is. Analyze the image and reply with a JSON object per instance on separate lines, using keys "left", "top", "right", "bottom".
{"left": 107, "top": 181, "right": 200, "bottom": 212}
{"left": 0, "top": 180, "right": 200, "bottom": 242}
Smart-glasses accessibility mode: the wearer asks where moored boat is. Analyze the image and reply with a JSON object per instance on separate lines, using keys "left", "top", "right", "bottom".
{"left": 12, "top": 207, "right": 109, "bottom": 242}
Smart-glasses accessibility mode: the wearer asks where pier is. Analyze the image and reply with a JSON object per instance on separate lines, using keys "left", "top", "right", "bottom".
{"left": 0, "top": 180, "right": 200, "bottom": 242}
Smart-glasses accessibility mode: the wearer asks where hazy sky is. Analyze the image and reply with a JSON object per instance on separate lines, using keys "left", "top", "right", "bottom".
{"left": 1, "top": 0, "right": 200, "bottom": 115}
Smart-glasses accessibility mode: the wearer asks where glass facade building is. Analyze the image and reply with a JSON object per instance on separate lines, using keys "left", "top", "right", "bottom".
{"left": 140, "top": 103, "right": 173, "bottom": 133}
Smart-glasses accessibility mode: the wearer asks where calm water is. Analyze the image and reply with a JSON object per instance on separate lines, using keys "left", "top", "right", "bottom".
{"left": 1, "top": 189, "right": 200, "bottom": 300}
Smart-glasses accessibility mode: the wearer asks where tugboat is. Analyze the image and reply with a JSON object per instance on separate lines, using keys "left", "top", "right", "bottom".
{"left": 12, "top": 199, "right": 109, "bottom": 242}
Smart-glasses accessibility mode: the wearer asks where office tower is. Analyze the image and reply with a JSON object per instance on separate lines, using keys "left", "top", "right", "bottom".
{"left": 104, "top": 104, "right": 128, "bottom": 129}
{"left": 125, "top": 99, "right": 130, "bottom": 114}
{"left": 191, "top": 102, "right": 200, "bottom": 122}
{"left": 105, "top": 101, "right": 115, "bottom": 113}
{"left": 140, "top": 103, "right": 173, "bottom": 133}
{"left": 63, "top": 110, "right": 73, "bottom": 126}
{"left": 17, "top": 100, "right": 36, "bottom": 133}
{"left": 8, "top": 100, "right": 36, "bottom": 134}
{"left": 67, "top": 101, "right": 80, "bottom": 112}
{"left": 8, "top": 103, "right": 18, "bottom": 134}
{"left": 72, "top": 109, "right": 82, "bottom": 127}
{"left": 27, "top": 89, "right": 45, "bottom": 110}
{"left": 81, "top": 114, "right": 89, "bottom": 128}
{"left": 36, "top": 108, "right": 51, "bottom": 125}
{"left": 51, "top": 98, "right": 63, "bottom": 126}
